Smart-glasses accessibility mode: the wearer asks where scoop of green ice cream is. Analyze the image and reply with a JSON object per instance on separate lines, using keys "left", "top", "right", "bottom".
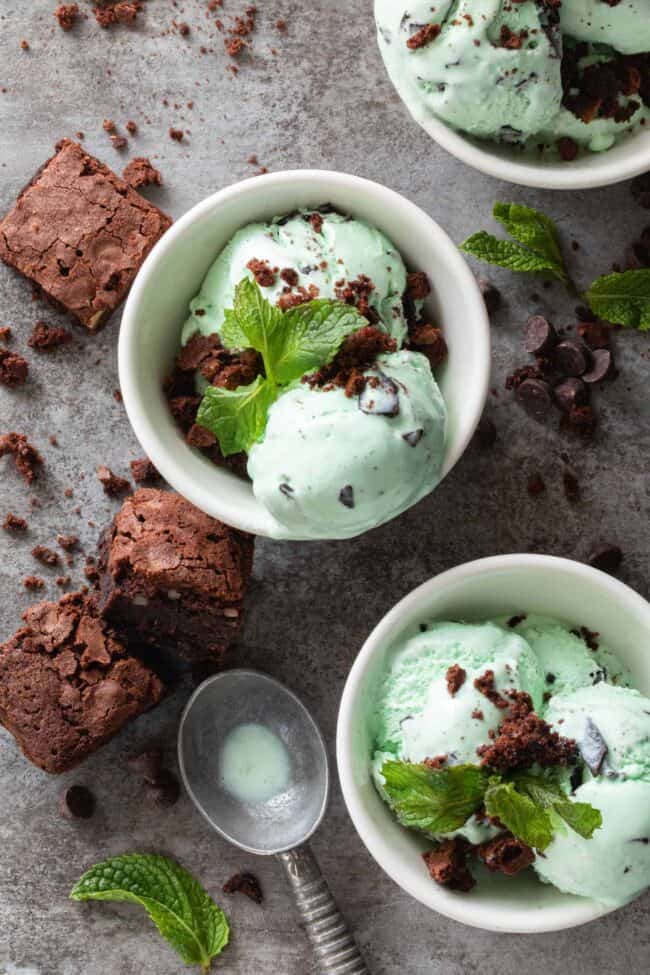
{"left": 247, "top": 350, "right": 446, "bottom": 539}
{"left": 561, "top": 0, "right": 650, "bottom": 55}
{"left": 182, "top": 209, "right": 409, "bottom": 347}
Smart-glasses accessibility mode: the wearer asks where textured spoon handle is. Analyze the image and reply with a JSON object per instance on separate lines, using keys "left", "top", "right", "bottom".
{"left": 277, "top": 844, "right": 370, "bottom": 974}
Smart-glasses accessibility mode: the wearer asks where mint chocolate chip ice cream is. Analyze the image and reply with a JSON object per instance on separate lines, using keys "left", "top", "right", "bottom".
{"left": 375, "top": 0, "right": 650, "bottom": 156}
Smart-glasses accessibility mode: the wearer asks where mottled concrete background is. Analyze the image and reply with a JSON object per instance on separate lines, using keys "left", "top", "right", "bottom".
{"left": 0, "top": 2, "right": 649, "bottom": 973}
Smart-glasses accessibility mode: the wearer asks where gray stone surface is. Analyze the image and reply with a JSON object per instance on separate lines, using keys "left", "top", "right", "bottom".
{"left": 0, "top": 2, "right": 649, "bottom": 973}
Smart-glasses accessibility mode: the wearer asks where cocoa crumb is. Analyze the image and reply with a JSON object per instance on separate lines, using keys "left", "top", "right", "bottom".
{"left": 23, "top": 575, "right": 44, "bottom": 591}
{"left": 27, "top": 321, "right": 73, "bottom": 350}
{"left": 0, "top": 349, "right": 29, "bottom": 387}
{"left": 96, "top": 465, "right": 131, "bottom": 497}
{"left": 57, "top": 533, "right": 79, "bottom": 552}
{"left": 122, "top": 157, "right": 162, "bottom": 189}
{"left": 2, "top": 513, "right": 28, "bottom": 533}
{"left": 32, "top": 545, "right": 60, "bottom": 567}
{"left": 477, "top": 691, "right": 577, "bottom": 772}
{"left": 423, "top": 838, "right": 475, "bottom": 892}
{"left": 169, "top": 128, "right": 184, "bottom": 142}
{"left": 474, "top": 669, "right": 509, "bottom": 710}
{"left": 406, "top": 271, "right": 431, "bottom": 300}
{"left": 130, "top": 457, "right": 160, "bottom": 484}
{"left": 246, "top": 258, "right": 275, "bottom": 287}
{"left": 445, "top": 663, "right": 466, "bottom": 697}
{"left": 55, "top": 4, "right": 79, "bottom": 30}
{"left": 407, "top": 23, "right": 440, "bottom": 50}
{"left": 0, "top": 433, "right": 43, "bottom": 484}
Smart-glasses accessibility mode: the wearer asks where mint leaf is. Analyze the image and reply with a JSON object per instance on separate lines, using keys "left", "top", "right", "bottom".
{"left": 220, "top": 277, "right": 285, "bottom": 381}
{"left": 71, "top": 854, "right": 229, "bottom": 972}
{"left": 196, "top": 376, "right": 276, "bottom": 456}
{"left": 493, "top": 202, "right": 564, "bottom": 270}
{"left": 484, "top": 780, "right": 554, "bottom": 851}
{"left": 380, "top": 760, "right": 489, "bottom": 836}
{"left": 585, "top": 269, "right": 650, "bottom": 330}
{"left": 552, "top": 800, "right": 602, "bottom": 839}
{"left": 460, "top": 232, "right": 566, "bottom": 281}
{"left": 278, "top": 299, "right": 366, "bottom": 384}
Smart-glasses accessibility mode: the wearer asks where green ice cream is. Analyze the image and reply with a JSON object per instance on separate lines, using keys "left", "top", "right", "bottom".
{"left": 375, "top": 0, "right": 650, "bottom": 155}
{"left": 247, "top": 350, "right": 447, "bottom": 539}
{"left": 182, "top": 209, "right": 409, "bottom": 347}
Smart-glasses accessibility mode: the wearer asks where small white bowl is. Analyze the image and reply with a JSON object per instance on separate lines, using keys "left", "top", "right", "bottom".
{"left": 118, "top": 171, "right": 490, "bottom": 540}
{"left": 379, "top": 36, "right": 650, "bottom": 190}
{"left": 336, "top": 554, "right": 650, "bottom": 933}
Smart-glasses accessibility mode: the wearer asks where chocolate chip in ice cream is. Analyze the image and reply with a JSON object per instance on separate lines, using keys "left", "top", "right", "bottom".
{"left": 580, "top": 717, "right": 608, "bottom": 775}
{"left": 339, "top": 485, "right": 355, "bottom": 509}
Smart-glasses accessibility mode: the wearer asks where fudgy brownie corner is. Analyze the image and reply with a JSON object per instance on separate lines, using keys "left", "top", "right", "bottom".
{"left": 0, "top": 139, "right": 171, "bottom": 331}
{"left": 0, "top": 591, "right": 165, "bottom": 774}
{"left": 94, "top": 488, "right": 254, "bottom": 675}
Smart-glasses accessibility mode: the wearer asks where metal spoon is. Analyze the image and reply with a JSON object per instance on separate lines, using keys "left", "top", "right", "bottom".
{"left": 178, "top": 669, "right": 369, "bottom": 974}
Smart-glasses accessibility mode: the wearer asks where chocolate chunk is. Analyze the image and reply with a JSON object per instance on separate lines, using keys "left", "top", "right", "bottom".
{"left": 554, "top": 377, "right": 589, "bottom": 413}
{"left": 524, "top": 315, "right": 556, "bottom": 355}
{"left": 3, "top": 513, "right": 28, "bottom": 533}
{"left": 32, "top": 545, "right": 60, "bottom": 567}
{"left": 27, "top": 321, "right": 73, "bottom": 350}
{"left": 473, "top": 415, "right": 497, "bottom": 449}
{"left": 339, "top": 485, "right": 355, "bottom": 509}
{"left": 0, "top": 433, "right": 43, "bottom": 484}
{"left": 409, "top": 324, "right": 447, "bottom": 369}
{"left": 422, "top": 838, "right": 475, "bottom": 892}
{"left": 402, "top": 429, "right": 424, "bottom": 447}
{"left": 580, "top": 717, "right": 608, "bottom": 775}
{"left": 478, "top": 834, "right": 534, "bottom": 876}
{"left": 515, "top": 378, "right": 553, "bottom": 422}
{"left": 478, "top": 278, "right": 501, "bottom": 316}
{"left": 588, "top": 543, "right": 623, "bottom": 576}
{"left": 144, "top": 768, "right": 180, "bottom": 807}
{"left": 60, "top": 784, "right": 95, "bottom": 820}
{"left": 507, "top": 614, "right": 527, "bottom": 628}
{"left": 478, "top": 691, "right": 577, "bottom": 772}
{"left": 55, "top": 4, "right": 80, "bottom": 30}
{"left": 554, "top": 341, "right": 589, "bottom": 377}
{"left": 359, "top": 371, "right": 400, "bottom": 416}
{"left": 0, "top": 349, "right": 29, "bottom": 387}
{"left": 97, "top": 466, "right": 131, "bottom": 497}
{"left": 223, "top": 871, "right": 263, "bottom": 904}
{"left": 582, "top": 349, "right": 613, "bottom": 384}
{"left": 278, "top": 483, "right": 294, "bottom": 498}
{"left": 446, "top": 664, "right": 466, "bottom": 696}
{"left": 130, "top": 457, "right": 160, "bottom": 484}
{"left": 122, "top": 157, "right": 162, "bottom": 190}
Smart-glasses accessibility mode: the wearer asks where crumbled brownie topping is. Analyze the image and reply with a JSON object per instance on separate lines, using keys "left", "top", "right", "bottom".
{"left": 471, "top": 709, "right": 484, "bottom": 721}
{"left": 57, "top": 534, "right": 79, "bottom": 552}
{"left": 56, "top": 576, "right": 71, "bottom": 588}
{"left": 280, "top": 267, "right": 299, "bottom": 287}
{"left": 55, "top": 4, "right": 79, "bottom": 29}
{"left": 446, "top": 663, "right": 466, "bottom": 697}
{"left": 478, "top": 834, "right": 535, "bottom": 875}
{"left": 406, "top": 271, "right": 431, "bottom": 301}
{"left": 309, "top": 212, "right": 323, "bottom": 235}
{"left": 130, "top": 457, "right": 160, "bottom": 484}
{"left": 407, "top": 23, "right": 441, "bottom": 50}
{"left": 32, "top": 545, "right": 60, "bottom": 568}
{"left": 409, "top": 323, "right": 448, "bottom": 369}
{"left": 277, "top": 284, "right": 319, "bottom": 311}
{"left": 0, "top": 433, "right": 43, "bottom": 484}
{"left": 246, "top": 258, "right": 275, "bottom": 287}
{"left": 23, "top": 575, "right": 44, "bottom": 590}
{"left": 422, "top": 838, "right": 475, "bottom": 892}
{"left": 303, "top": 326, "right": 396, "bottom": 396}
{"left": 27, "top": 320, "right": 73, "bottom": 350}
{"left": 3, "top": 513, "right": 28, "bottom": 533}
{"left": 0, "top": 348, "right": 29, "bottom": 387}
{"left": 423, "top": 754, "right": 448, "bottom": 769}
{"left": 334, "top": 274, "right": 377, "bottom": 322}
{"left": 110, "top": 134, "right": 128, "bottom": 151}
{"left": 122, "top": 157, "right": 162, "bottom": 189}
{"left": 96, "top": 466, "right": 131, "bottom": 497}
{"left": 477, "top": 691, "right": 577, "bottom": 772}
{"left": 473, "top": 669, "right": 509, "bottom": 710}
{"left": 223, "top": 871, "right": 263, "bottom": 904}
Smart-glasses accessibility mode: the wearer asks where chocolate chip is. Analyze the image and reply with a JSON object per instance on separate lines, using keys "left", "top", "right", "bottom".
{"left": 473, "top": 415, "right": 497, "bottom": 448}
{"left": 144, "top": 769, "right": 180, "bottom": 806}
{"left": 554, "top": 341, "right": 589, "bottom": 377}
{"left": 580, "top": 718, "right": 608, "bottom": 775}
{"left": 60, "top": 784, "right": 95, "bottom": 820}
{"left": 223, "top": 871, "right": 263, "bottom": 904}
{"left": 478, "top": 278, "right": 501, "bottom": 316}
{"left": 279, "top": 482, "right": 294, "bottom": 498}
{"left": 402, "top": 428, "right": 424, "bottom": 447}
{"left": 359, "top": 371, "right": 400, "bottom": 416}
{"left": 128, "top": 748, "right": 164, "bottom": 783}
{"left": 588, "top": 543, "right": 623, "bottom": 575}
{"left": 515, "top": 378, "right": 553, "bottom": 421}
{"left": 524, "top": 315, "right": 556, "bottom": 355}
{"left": 339, "top": 485, "right": 354, "bottom": 509}
{"left": 554, "top": 377, "right": 589, "bottom": 413}
{"left": 582, "top": 348, "right": 613, "bottom": 384}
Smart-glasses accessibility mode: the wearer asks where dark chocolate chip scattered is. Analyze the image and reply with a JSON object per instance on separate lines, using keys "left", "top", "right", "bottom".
{"left": 223, "top": 871, "right": 263, "bottom": 904}
{"left": 580, "top": 717, "right": 608, "bottom": 775}
{"left": 478, "top": 278, "right": 501, "bottom": 316}
{"left": 279, "top": 482, "right": 294, "bottom": 498}
{"left": 359, "top": 371, "right": 400, "bottom": 417}
{"left": 554, "top": 377, "right": 589, "bottom": 413}
{"left": 144, "top": 769, "right": 180, "bottom": 807}
{"left": 588, "top": 543, "right": 623, "bottom": 576}
{"left": 524, "top": 315, "right": 556, "bottom": 355}
{"left": 339, "top": 485, "right": 354, "bottom": 508}
{"left": 554, "top": 341, "right": 589, "bottom": 377}
{"left": 515, "top": 378, "right": 553, "bottom": 421}
{"left": 402, "top": 428, "right": 424, "bottom": 447}
{"left": 582, "top": 348, "right": 613, "bottom": 384}
{"left": 60, "top": 784, "right": 95, "bottom": 820}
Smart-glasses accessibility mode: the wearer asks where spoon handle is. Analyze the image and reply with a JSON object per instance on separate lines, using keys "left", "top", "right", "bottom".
{"left": 277, "top": 844, "right": 370, "bottom": 974}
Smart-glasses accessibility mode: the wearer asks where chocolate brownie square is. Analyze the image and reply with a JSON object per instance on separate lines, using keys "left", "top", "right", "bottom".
{"left": 0, "top": 139, "right": 171, "bottom": 331}
{"left": 0, "top": 592, "right": 164, "bottom": 773}
{"left": 95, "top": 489, "right": 254, "bottom": 675}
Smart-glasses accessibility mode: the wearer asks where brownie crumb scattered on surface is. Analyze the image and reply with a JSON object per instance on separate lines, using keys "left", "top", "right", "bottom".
{"left": 474, "top": 669, "right": 509, "bottom": 710}
{"left": 0, "top": 327, "right": 11, "bottom": 343}
{"left": 123, "top": 157, "right": 162, "bottom": 189}
{"left": 0, "top": 433, "right": 43, "bottom": 484}
{"left": 0, "top": 348, "right": 29, "bottom": 387}
{"left": 477, "top": 691, "right": 577, "bottom": 772}
{"left": 125, "top": 120, "right": 138, "bottom": 135}
{"left": 57, "top": 534, "right": 79, "bottom": 552}
{"left": 169, "top": 127, "right": 184, "bottom": 142}
{"left": 23, "top": 575, "right": 45, "bottom": 591}
{"left": 56, "top": 576, "right": 71, "bottom": 588}
{"left": 96, "top": 466, "right": 131, "bottom": 497}
{"left": 478, "top": 835, "right": 535, "bottom": 876}
{"left": 3, "top": 513, "right": 28, "bottom": 533}
{"left": 223, "top": 871, "right": 263, "bottom": 904}
{"left": 130, "top": 457, "right": 160, "bottom": 484}
{"left": 32, "top": 545, "right": 60, "bottom": 568}
{"left": 423, "top": 838, "right": 475, "bottom": 892}
{"left": 27, "top": 320, "right": 73, "bottom": 350}
{"left": 445, "top": 663, "right": 466, "bottom": 697}
{"left": 55, "top": 4, "right": 80, "bottom": 30}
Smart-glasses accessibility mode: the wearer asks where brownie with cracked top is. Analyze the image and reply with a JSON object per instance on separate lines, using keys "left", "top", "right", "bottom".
{"left": 95, "top": 489, "right": 254, "bottom": 675}
{"left": 0, "top": 139, "right": 171, "bottom": 330}
{"left": 0, "top": 592, "right": 164, "bottom": 773}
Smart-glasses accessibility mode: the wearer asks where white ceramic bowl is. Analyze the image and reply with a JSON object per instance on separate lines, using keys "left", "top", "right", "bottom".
{"left": 118, "top": 170, "right": 490, "bottom": 539}
{"left": 378, "top": 23, "right": 650, "bottom": 190}
{"left": 336, "top": 555, "right": 650, "bottom": 933}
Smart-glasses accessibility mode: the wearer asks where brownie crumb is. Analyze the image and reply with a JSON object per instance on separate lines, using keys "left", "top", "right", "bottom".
{"left": 471, "top": 709, "right": 484, "bottom": 721}
{"left": 32, "top": 545, "right": 60, "bottom": 568}
{"left": 409, "top": 323, "right": 448, "bottom": 369}
{"left": 223, "top": 871, "right": 263, "bottom": 904}
{"left": 0, "top": 349, "right": 29, "bottom": 387}
{"left": 246, "top": 257, "right": 275, "bottom": 287}
{"left": 304, "top": 326, "right": 396, "bottom": 395}
{"left": 406, "top": 271, "right": 431, "bottom": 300}
{"left": 478, "top": 834, "right": 534, "bottom": 876}
{"left": 23, "top": 575, "right": 45, "bottom": 591}
{"left": 422, "top": 838, "right": 475, "bottom": 892}
{"left": 130, "top": 457, "right": 160, "bottom": 484}
{"left": 423, "top": 754, "right": 448, "bottom": 769}
{"left": 102, "top": 119, "right": 116, "bottom": 133}
{"left": 122, "top": 157, "right": 162, "bottom": 190}
{"left": 3, "top": 513, "right": 28, "bottom": 533}
{"left": 96, "top": 465, "right": 131, "bottom": 497}
{"left": 57, "top": 534, "right": 79, "bottom": 552}
{"left": 579, "top": 625, "right": 600, "bottom": 652}
{"left": 125, "top": 120, "right": 138, "bottom": 136}
{"left": 56, "top": 575, "right": 71, "bottom": 588}
{"left": 0, "top": 327, "right": 11, "bottom": 343}
{"left": 477, "top": 691, "right": 577, "bottom": 772}
{"left": 558, "top": 137, "right": 579, "bottom": 162}
{"left": 407, "top": 23, "right": 440, "bottom": 50}
{"left": 474, "top": 669, "right": 509, "bottom": 710}
{"left": 445, "top": 663, "right": 466, "bottom": 697}
{"left": 55, "top": 4, "right": 79, "bottom": 30}
{"left": 27, "top": 321, "right": 73, "bottom": 351}
{"left": 110, "top": 134, "right": 128, "bottom": 151}
{"left": 0, "top": 433, "right": 43, "bottom": 484}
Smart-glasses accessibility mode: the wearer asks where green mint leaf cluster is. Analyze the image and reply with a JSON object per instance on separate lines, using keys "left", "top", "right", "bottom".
{"left": 460, "top": 203, "right": 568, "bottom": 284}
{"left": 70, "top": 853, "right": 230, "bottom": 972}
{"left": 461, "top": 201, "right": 650, "bottom": 330}
{"left": 196, "top": 277, "right": 367, "bottom": 455}
{"left": 380, "top": 760, "right": 602, "bottom": 852}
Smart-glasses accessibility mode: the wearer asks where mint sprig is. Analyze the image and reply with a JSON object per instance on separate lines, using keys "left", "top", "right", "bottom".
{"left": 196, "top": 277, "right": 367, "bottom": 455}
{"left": 71, "top": 854, "right": 229, "bottom": 972}
{"left": 380, "top": 760, "right": 601, "bottom": 852}
{"left": 585, "top": 268, "right": 650, "bottom": 330}
{"left": 460, "top": 203, "right": 569, "bottom": 285}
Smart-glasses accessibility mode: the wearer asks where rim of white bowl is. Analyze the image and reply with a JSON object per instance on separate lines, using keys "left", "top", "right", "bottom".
{"left": 336, "top": 554, "right": 650, "bottom": 933}
{"left": 119, "top": 170, "right": 491, "bottom": 539}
